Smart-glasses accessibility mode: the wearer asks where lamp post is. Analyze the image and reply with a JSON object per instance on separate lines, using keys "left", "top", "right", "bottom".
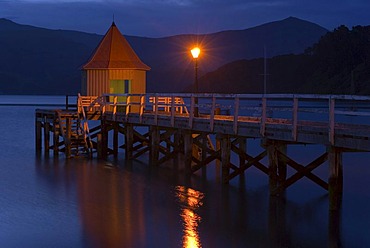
{"left": 191, "top": 47, "right": 200, "bottom": 117}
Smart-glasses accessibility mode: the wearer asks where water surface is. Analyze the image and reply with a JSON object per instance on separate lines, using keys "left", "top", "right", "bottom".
{"left": 0, "top": 96, "right": 369, "bottom": 247}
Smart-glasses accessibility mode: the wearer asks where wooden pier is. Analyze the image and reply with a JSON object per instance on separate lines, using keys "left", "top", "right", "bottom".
{"left": 35, "top": 93, "right": 370, "bottom": 210}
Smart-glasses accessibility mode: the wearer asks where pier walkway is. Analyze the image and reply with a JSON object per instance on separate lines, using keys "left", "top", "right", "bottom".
{"left": 35, "top": 93, "right": 370, "bottom": 210}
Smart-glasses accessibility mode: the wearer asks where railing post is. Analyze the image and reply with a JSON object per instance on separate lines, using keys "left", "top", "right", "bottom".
{"left": 233, "top": 96, "right": 239, "bottom": 134}
{"left": 210, "top": 95, "right": 216, "bottom": 131}
{"left": 329, "top": 97, "right": 335, "bottom": 145}
{"left": 292, "top": 97, "right": 298, "bottom": 141}
{"left": 171, "top": 95, "right": 175, "bottom": 127}
{"left": 260, "top": 97, "right": 267, "bottom": 136}
{"left": 101, "top": 95, "right": 106, "bottom": 114}
{"left": 126, "top": 95, "right": 131, "bottom": 122}
{"left": 189, "top": 95, "right": 195, "bottom": 128}
{"left": 113, "top": 96, "right": 117, "bottom": 121}
{"left": 154, "top": 94, "right": 158, "bottom": 125}
{"left": 140, "top": 95, "right": 145, "bottom": 123}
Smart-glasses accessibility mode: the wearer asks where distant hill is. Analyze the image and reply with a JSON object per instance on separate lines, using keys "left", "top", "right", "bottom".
{"left": 197, "top": 25, "right": 370, "bottom": 95}
{"left": 0, "top": 17, "right": 328, "bottom": 95}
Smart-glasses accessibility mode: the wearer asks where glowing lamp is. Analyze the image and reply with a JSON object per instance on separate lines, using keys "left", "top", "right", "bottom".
{"left": 191, "top": 47, "right": 200, "bottom": 59}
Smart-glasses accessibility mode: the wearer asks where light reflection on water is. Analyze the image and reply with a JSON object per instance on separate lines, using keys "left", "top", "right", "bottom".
{"left": 175, "top": 186, "right": 204, "bottom": 248}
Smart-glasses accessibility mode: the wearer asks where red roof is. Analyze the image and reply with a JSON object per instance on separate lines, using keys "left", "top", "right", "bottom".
{"left": 83, "top": 22, "right": 150, "bottom": 70}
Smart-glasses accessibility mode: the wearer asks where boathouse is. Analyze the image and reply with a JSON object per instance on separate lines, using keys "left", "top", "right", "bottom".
{"left": 81, "top": 22, "right": 150, "bottom": 97}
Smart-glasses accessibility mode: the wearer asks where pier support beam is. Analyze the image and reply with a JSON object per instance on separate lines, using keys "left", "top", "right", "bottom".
{"left": 113, "top": 122, "right": 119, "bottom": 158}
{"left": 150, "top": 126, "right": 160, "bottom": 165}
{"left": 267, "top": 140, "right": 287, "bottom": 195}
{"left": 53, "top": 119, "right": 59, "bottom": 157}
{"left": 201, "top": 134, "right": 208, "bottom": 177}
{"left": 219, "top": 135, "right": 231, "bottom": 184}
{"left": 238, "top": 137, "right": 247, "bottom": 169}
{"left": 101, "top": 117, "right": 109, "bottom": 159}
{"left": 183, "top": 131, "right": 193, "bottom": 175}
{"left": 35, "top": 117, "right": 42, "bottom": 154}
{"left": 327, "top": 146, "right": 343, "bottom": 211}
{"left": 65, "top": 117, "right": 72, "bottom": 158}
{"left": 44, "top": 119, "right": 50, "bottom": 155}
{"left": 125, "top": 124, "right": 134, "bottom": 160}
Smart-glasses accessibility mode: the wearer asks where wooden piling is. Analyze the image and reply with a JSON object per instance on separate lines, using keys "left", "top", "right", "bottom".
{"left": 35, "top": 116, "right": 42, "bottom": 153}
{"left": 101, "top": 117, "right": 108, "bottom": 159}
{"left": 183, "top": 131, "right": 193, "bottom": 175}
{"left": 201, "top": 134, "right": 208, "bottom": 177}
{"left": 328, "top": 146, "right": 343, "bottom": 211}
{"left": 44, "top": 118, "right": 50, "bottom": 154}
{"left": 238, "top": 137, "right": 247, "bottom": 170}
{"left": 267, "top": 140, "right": 287, "bottom": 194}
{"left": 125, "top": 124, "right": 134, "bottom": 160}
{"left": 113, "top": 122, "right": 119, "bottom": 158}
{"left": 65, "top": 117, "right": 72, "bottom": 158}
{"left": 97, "top": 133, "right": 102, "bottom": 159}
{"left": 328, "top": 206, "right": 341, "bottom": 248}
{"left": 53, "top": 118, "right": 59, "bottom": 156}
{"left": 219, "top": 135, "right": 231, "bottom": 184}
{"left": 150, "top": 126, "right": 160, "bottom": 165}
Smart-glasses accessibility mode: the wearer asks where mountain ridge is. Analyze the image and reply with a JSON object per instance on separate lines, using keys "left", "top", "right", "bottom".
{"left": 0, "top": 17, "right": 328, "bottom": 94}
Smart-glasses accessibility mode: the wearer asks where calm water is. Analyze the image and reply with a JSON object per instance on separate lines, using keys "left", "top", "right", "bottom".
{"left": 0, "top": 96, "right": 370, "bottom": 248}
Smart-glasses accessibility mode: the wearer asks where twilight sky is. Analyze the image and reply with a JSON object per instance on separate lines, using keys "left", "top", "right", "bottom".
{"left": 1, "top": 0, "right": 369, "bottom": 37}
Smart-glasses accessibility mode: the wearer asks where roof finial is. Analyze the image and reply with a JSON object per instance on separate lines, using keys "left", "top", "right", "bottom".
{"left": 112, "top": 14, "right": 115, "bottom": 26}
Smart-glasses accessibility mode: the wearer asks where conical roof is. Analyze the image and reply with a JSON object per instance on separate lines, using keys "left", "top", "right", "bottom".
{"left": 83, "top": 22, "right": 150, "bottom": 70}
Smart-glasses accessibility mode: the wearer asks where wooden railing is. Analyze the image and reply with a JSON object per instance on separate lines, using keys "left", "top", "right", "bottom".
{"left": 79, "top": 93, "right": 370, "bottom": 146}
{"left": 148, "top": 96, "right": 189, "bottom": 114}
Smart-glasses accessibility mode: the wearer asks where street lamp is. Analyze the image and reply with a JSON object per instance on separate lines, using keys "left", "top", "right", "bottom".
{"left": 191, "top": 47, "right": 200, "bottom": 117}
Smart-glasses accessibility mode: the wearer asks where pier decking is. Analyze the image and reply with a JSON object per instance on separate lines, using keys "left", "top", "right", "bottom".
{"left": 35, "top": 93, "right": 370, "bottom": 210}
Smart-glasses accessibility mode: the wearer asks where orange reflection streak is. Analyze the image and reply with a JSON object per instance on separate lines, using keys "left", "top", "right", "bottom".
{"left": 175, "top": 186, "right": 204, "bottom": 248}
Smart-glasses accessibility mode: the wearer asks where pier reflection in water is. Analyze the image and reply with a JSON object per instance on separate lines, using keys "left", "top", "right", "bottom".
{"left": 31, "top": 155, "right": 345, "bottom": 248}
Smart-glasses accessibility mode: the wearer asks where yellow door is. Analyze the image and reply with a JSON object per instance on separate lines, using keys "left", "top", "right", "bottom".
{"left": 109, "top": 80, "right": 130, "bottom": 103}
